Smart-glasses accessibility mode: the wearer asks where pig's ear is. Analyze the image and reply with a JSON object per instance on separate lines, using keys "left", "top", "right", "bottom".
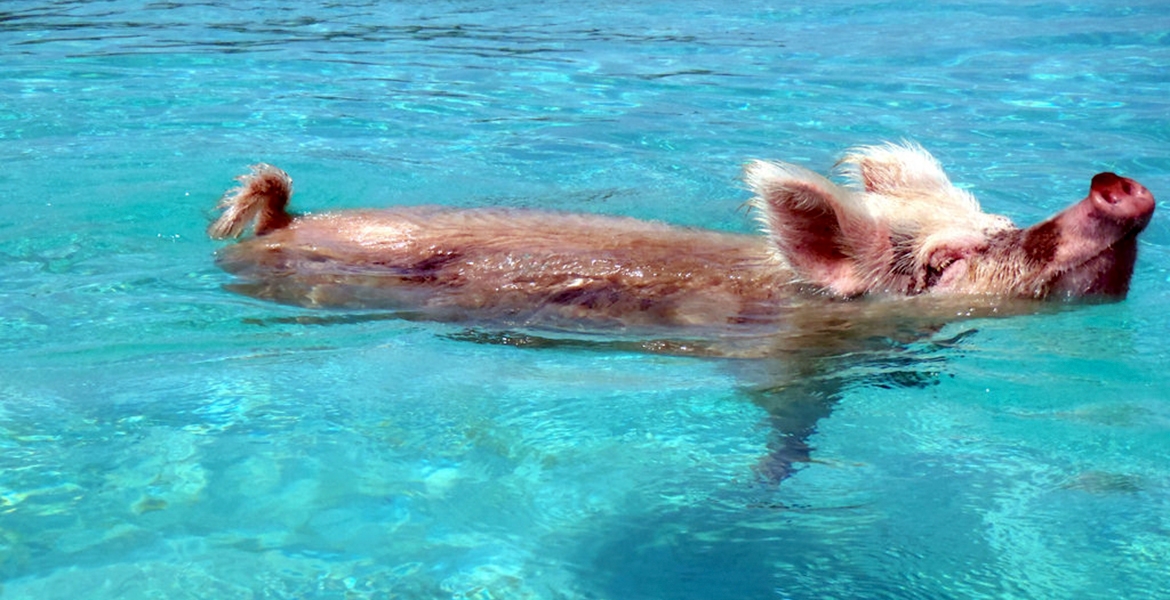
{"left": 745, "top": 160, "right": 887, "bottom": 297}
{"left": 838, "top": 142, "right": 962, "bottom": 201}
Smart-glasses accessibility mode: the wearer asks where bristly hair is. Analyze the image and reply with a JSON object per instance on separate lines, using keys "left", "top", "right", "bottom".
{"left": 836, "top": 141, "right": 1013, "bottom": 243}
{"left": 208, "top": 163, "right": 294, "bottom": 239}
{"left": 835, "top": 142, "right": 987, "bottom": 222}
{"left": 742, "top": 143, "right": 1018, "bottom": 297}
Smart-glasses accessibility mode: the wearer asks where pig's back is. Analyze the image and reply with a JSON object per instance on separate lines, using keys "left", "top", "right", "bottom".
{"left": 215, "top": 206, "right": 794, "bottom": 328}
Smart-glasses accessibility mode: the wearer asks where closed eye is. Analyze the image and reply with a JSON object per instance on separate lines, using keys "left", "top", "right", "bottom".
{"left": 923, "top": 256, "right": 957, "bottom": 289}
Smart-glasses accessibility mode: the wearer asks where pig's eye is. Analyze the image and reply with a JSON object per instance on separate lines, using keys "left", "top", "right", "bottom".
{"left": 922, "top": 255, "right": 958, "bottom": 289}
{"left": 921, "top": 239, "right": 984, "bottom": 291}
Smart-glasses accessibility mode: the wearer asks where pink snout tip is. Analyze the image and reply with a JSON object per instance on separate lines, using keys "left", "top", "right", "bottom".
{"left": 1090, "top": 172, "right": 1156, "bottom": 226}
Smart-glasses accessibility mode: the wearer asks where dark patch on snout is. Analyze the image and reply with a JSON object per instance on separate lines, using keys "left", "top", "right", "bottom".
{"left": 1022, "top": 220, "right": 1060, "bottom": 265}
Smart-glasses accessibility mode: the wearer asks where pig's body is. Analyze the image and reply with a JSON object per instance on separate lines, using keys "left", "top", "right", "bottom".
{"left": 217, "top": 206, "right": 798, "bottom": 329}
{"left": 209, "top": 143, "right": 1154, "bottom": 333}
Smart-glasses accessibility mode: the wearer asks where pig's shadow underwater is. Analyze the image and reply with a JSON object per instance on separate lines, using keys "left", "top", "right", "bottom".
{"left": 449, "top": 307, "right": 982, "bottom": 482}
{"left": 452, "top": 324, "right": 969, "bottom": 483}
{"left": 256, "top": 295, "right": 1063, "bottom": 483}
{"left": 441, "top": 293, "right": 1081, "bottom": 482}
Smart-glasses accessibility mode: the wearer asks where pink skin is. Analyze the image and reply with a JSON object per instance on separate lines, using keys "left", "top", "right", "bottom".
{"left": 1047, "top": 174, "right": 1154, "bottom": 296}
{"left": 989, "top": 172, "right": 1155, "bottom": 298}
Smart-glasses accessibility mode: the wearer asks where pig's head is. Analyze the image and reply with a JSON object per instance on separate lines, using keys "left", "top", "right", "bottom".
{"left": 746, "top": 143, "right": 1155, "bottom": 300}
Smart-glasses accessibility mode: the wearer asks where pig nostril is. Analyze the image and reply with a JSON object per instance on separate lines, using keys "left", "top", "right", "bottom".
{"left": 1090, "top": 172, "right": 1127, "bottom": 206}
{"left": 1095, "top": 188, "right": 1119, "bottom": 206}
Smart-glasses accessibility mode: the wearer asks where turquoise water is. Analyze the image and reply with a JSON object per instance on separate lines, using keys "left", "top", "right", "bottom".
{"left": 3, "top": 0, "right": 1170, "bottom": 597}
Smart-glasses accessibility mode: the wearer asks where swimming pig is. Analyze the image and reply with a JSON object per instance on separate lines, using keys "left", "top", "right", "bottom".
{"left": 208, "top": 143, "right": 1154, "bottom": 331}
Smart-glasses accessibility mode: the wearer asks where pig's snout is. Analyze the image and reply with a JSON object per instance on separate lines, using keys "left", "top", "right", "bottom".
{"left": 1089, "top": 172, "right": 1155, "bottom": 228}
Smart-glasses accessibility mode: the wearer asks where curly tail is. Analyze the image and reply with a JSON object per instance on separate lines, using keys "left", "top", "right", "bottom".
{"left": 208, "top": 163, "right": 294, "bottom": 239}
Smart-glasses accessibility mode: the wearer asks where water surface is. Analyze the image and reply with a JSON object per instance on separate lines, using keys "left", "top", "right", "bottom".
{"left": 2, "top": 1, "right": 1169, "bottom": 598}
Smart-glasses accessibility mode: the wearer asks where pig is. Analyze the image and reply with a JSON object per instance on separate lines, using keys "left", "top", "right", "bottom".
{"left": 208, "top": 142, "right": 1154, "bottom": 333}
{"left": 208, "top": 143, "right": 1155, "bottom": 482}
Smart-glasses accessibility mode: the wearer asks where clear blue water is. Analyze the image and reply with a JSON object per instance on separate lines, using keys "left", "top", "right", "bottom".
{"left": 3, "top": 0, "right": 1170, "bottom": 598}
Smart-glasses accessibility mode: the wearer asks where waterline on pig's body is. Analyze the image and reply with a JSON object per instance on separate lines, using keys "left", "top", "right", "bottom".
{"left": 221, "top": 270, "right": 1058, "bottom": 360}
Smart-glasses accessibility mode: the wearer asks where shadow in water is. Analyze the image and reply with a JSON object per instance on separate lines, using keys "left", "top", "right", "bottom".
{"left": 239, "top": 294, "right": 1061, "bottom": 484}
{"left": 440, "top": 315, "right": 985, "bottom": 483}
{"left": 739, "top": 327, "right": 979, "bottom": 481}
